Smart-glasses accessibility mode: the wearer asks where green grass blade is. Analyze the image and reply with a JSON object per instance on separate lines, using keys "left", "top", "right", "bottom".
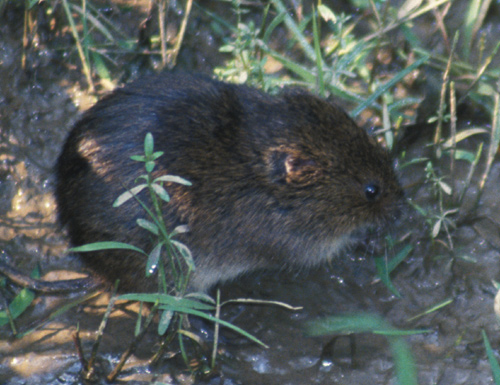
{"left": 483, "top": 330, "right": 500, "bottom": 384}
{"left": 158, "top": 309, "right": 174, "bottom": 336}
{"left": 388, "top": 244, "right": 413, "bottom": 272}
{"left": 406, "top": 298, "right": 453, "bottom": 322}
{"left": 351, "top": 55, "right": 429, "bottom": 117}
{"left": 374, "top": 256, "right": 401, "bottom": 298}
{"left": 270, "top": 0, "right": 316, "bottom": 62}
{"left": 389, "top": 335, "right": 418, "bottom": 385}
{"left": 69, "top": 241, "right": 146, "bottom": 255}
{"left": 263, "top": 11, "right": 286, "bottom": 43}
{"left": 118, "top": 293, "right": 215, "bottom": 311}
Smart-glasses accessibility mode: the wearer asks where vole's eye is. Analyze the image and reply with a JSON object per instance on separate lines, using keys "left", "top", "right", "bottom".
{"left": 364, "top": 183, "right": 380, "bottom": 201}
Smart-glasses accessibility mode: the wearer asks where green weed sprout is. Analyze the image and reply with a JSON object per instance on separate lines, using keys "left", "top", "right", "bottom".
{"left": 71, "top": 132, "right": 267, "bottom": 377}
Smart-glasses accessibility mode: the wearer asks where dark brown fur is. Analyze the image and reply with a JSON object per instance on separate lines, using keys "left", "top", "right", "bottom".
{"left": 55, "top": 73, "right": 403, "bottom": 292}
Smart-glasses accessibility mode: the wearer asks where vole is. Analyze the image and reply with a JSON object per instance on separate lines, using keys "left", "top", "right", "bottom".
{"left": 55, "top": 73, "right": 403, "bottom": 292}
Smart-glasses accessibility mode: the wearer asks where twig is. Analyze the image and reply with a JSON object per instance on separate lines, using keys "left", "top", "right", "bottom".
{"left": 87, "top": 281, "right": 120, "bottom": 375}
{"left": 107, "top": 303, "right": 158, "bottom": 382}
{"left": 168, "top": 0, "right": 193, "bottom": 68}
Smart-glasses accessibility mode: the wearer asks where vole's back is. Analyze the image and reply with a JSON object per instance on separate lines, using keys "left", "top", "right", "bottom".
{"left": 56, "top": 73, "right": 403, "bottom": 292}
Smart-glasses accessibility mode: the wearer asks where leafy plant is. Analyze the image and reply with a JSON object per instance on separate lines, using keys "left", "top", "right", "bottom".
{"left": 69, "top": 133, "right": 299, "bottom": 379}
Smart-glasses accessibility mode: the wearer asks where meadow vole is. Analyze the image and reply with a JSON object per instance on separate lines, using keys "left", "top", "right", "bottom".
{"left": 55, "top": 73, "right": 403, "bottom": 292}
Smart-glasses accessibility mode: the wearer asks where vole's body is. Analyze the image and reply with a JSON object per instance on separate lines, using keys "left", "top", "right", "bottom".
{"left": 56, "top": 73, "right": 403, "bottom": 292}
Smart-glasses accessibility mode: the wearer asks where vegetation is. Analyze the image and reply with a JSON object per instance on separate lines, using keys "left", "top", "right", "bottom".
{"left": 69, "top": 133, "right": 276, "bottom": 381}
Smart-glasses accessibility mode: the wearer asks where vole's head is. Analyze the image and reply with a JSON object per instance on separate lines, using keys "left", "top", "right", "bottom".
{"left": 259, "top": 91, "right": 404, "bottom": 241}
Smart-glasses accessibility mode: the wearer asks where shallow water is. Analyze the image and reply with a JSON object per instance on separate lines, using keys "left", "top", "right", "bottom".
{"left": 1, "top": 1, "right": 500, "bottom": 385}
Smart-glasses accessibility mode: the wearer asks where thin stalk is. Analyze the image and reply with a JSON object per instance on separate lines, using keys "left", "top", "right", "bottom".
{"left": 458, "top": 142, "right": 483, "bottom": 205}
{"left": 107, "top": 303, "right": 159, "bottom": 382}
{"left": 478, "top": 79, "right": 500, "bottom": 193}
{"left": 169, "top": 0, "right": 193, "bottom": 68}
{"left": 311, "top": 5, "right": 324, "bottom": 97}
{"left": 158, "top": 0, "right": 168, "bottom": 67}
{"left": 81, "top": 0, "right": 90, "bottom": 66}
{"left": 433, "top": 32, "right": 458, "bottom": 155}
{"left": 61, "top": 0, "right": 95, "bottom": 92}
{"left": 87, "top": 283, "right": 119, "bottom": 372}
{"left": 211, "top": 289, "right": 221, "bottom": 369}
{"left": 449, "top": 81, "right": 457, "bottom": 174}
{"left": 22, "top": 1, "right": 29, "bottom": 70}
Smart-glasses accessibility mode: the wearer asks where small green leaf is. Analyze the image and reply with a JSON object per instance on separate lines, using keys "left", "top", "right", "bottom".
{"left": 130, "top": 155, "right": 146, "bottom": 162}
{"left": 318, "top": 4, "right": 336, "bottom": 22}
{"left": 171, "top": 240, "right": 195, "bottom": 271}
{"left": 113, "top": 184, "right": 148, "bottom": 207}
{"left": 158, "top": 309, "right": 173, "bottom": 336}
{"left": 144, "top": 133, "right": 154, "bottom": 157}
{"left": 136, "top": 218, "right": 159, "bottom": 235}
{"left": 146, "top": 243, "right": 162, "bottom": 277}
{"left": 219, "top": 44, "right": 235, "bottom": 53}
{"left": 432, "top": 219, "right": 442, "bottom": 238}
{"left": 438, "top": 180, "right": 452, "bottom": 195}
{"left": 154, "top": 175, "right": 192, "bottom": 186}
{"left": 374, "top": 256, "right": 401, "bottom": 298}
{"left": 145, "top": 160, "right": 155, "bottom": 173}
{"left": 151, "top": 183, "right": 170, "bottom": 202}
{"left": 170, "top": 225, "right": 189, "bottom": 237}
{"left": 452, "top": 149, "right": 476, "bottom": 163}
{"left": 152, "top": 151, "right": 164, "bottom": 160}
{"left": 0, "top": 288, "right": 36, "bottom": 326}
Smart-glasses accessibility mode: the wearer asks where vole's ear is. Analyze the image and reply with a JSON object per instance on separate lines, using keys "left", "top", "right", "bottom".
{"left": 266, "top": 147, "right": 321, "bottom": 186}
